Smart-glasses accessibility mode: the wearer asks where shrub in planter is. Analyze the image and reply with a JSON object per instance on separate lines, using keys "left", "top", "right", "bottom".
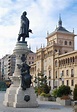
{"left": 35, "top": 84, "right": 51, "bottom": 95}
{"left": 37, "top": 87, "right": 43, "bottom": 95}
{"left": 57, "top": 85, "right": 71, "bottom": 97}
{"left": 52, "top": 88, "right": 58, "bottom": 98}
{"left": 40, "top": 92, "right": 46, "bottom": 97}
{"left": 34, "top": 87, "right": 38, "bottom": 93}
{"left": 61, "top": 95, "right": 70, "bottom": 100}
{"left": 42, "top": 84, "right": 51, "bottom": 94}
{"left": 39, "top": 92, "right": 51, "bottom": 101}
{"left": 40, "top": 92, "right": 51, "bottom": 97}
{"left": 34, "top": 87, "right": 38, "bottom": 96}
{"left": 73, "top": 84, "right": 77, "bottom": 100}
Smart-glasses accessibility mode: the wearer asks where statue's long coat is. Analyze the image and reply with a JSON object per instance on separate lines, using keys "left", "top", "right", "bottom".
{"left": 19, "top": 14, "right": 29, "bottom": 37}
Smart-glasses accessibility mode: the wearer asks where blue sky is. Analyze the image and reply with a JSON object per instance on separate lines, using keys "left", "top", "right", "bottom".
{"left": 0, "top": 0, "right": 77, "bottom": 58}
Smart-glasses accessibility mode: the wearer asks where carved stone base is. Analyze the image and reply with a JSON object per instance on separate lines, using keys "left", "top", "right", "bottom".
{"left": 3, "top": 86, "right": 38, "bottom": 108}
{"left": 3, "top": 42, "right": 38, "bottom": 108}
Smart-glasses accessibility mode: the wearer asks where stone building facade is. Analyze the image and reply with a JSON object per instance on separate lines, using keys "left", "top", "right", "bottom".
{"left": 30, "top": 17, "right": 77, "bottom": 91}
{"left": 1, "top": 54, "right": 16, "bottom": 80}
{"left": 0, "top": 50, "right": 36, "bottom": 80}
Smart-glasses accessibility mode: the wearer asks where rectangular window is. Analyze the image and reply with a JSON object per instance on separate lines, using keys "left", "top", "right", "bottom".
{"left": 29, "top": 62, "right": 31, "bottom": 64}
{"left": 71, "top": 80, "right": 74, "bottom": 86}
{"left": 65, "top": 51, "right": 68, "bottom": 53}
{"left": 67, "top": 80, "right": 69, "bottom": 86}
{"left": 29, "top": 57, "right": 31, "bottom": 59}
{"left": 32, "top": 57, "right": 34, "bottom": 59}
{"left": 71, "top": 69, "right": 74, "bottom": 77}
{"left": 62, "top": 81, "right": 64, "bottom": 85}
{"left": 66, "top": 70, "right": 69, "bottom": 76}
{"left": 62, "top": 70, "right": 64, "bottom": 76}
{"left": 49, "top": 70, "right": 51, "bottom": 79}
{"left": 56, "top": 71, "right": 57, "bottom": 78}
{"left": 55, "top": 60, "right": 57, "bottom": 67}
{"left": 49, "top": 81, "right": 51, "bottom": 86}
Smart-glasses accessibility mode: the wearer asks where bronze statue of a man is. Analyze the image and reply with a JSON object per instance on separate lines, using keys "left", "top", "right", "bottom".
{"left": 18, "top": 11, "right": 32, "bottom": 42}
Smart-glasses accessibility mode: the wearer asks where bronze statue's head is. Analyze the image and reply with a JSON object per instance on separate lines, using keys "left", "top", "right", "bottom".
{"left": 23, "top": 11, "right": 27, "bottom": 16}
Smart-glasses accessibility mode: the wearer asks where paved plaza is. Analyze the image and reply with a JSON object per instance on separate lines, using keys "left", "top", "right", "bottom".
{"left": 0, "top": 92, "right": 73, "bottom": 112}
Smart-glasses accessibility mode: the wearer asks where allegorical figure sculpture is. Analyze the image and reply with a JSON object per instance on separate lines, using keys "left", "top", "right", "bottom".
{"left": 18, "top": 11, "right": 32, "bottom": 42}
{"left": 21, "top": 62, "right": 31, "bottom": 90}
{"left": 17, "top": 54, "right": 32, "bottom": 90}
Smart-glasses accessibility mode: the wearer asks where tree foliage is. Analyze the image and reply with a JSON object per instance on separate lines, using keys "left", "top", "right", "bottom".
{"left": 0, "top": 81, "right": 7, "bottom": 91}
{"left": 52, "top": 88, "right": 58, "bottom": 98}
{"left": 52, "top": 85, "right": 71, "bottom": 98}
{"left": 73, "top": 84, "right": 77, "bottom": 100}
{"left": 57, "top": 85, "right": 71, "bottom": 97}
{"left": 34, "top": 72, "right": 51, "bottom": 95}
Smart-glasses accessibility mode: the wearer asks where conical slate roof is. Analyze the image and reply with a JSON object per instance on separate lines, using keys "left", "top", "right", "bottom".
{"left": 55, "top": 26, "right": 70, "bottom": 33}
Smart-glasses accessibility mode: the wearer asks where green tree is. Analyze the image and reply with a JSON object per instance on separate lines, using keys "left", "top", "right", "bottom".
{"left": 52, "top": 88, "right": 58, "bottom": 98}
{"left": 34, "top": 72, "right": 51, "bottom": 95}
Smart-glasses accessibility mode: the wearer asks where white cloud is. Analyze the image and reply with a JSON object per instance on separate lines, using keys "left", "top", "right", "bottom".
{"left": 0, "top": 0, "right": 77, "bottom": 58}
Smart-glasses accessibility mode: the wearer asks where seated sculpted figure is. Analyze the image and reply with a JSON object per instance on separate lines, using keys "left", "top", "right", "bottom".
{"left": 17, "top": 61, "right": 31, "bottom": 90}
{"left": 20, "top": 62, "right": 32, "bottom": 90}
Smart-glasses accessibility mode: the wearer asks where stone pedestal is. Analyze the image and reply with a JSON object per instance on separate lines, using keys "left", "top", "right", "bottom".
{"left": 3, "top": 42, "right": 38, "bottom": 108}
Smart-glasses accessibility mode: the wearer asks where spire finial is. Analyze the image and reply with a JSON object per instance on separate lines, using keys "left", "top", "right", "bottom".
{"left": 47, "top": 31, "right": 49, "bottom": 36}
{"left": 59, "top": 14, "right": 61, "bottom": 20}
{"left": 73, "top": 28, "right": 74, "bottom": 33}
{"left": 29, "top": 44, "right": 31, "bottom": 50}
{"left": 36, "top": 46, "right": 38, "bottom": 51}
{"left": 58, "top": 14, "right": 62, "bottom": 27}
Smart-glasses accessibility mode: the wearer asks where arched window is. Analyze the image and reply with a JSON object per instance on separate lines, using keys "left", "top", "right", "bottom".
{"left": 66, "top": 58, "right": 67, "bottom": 64}
{"left": 55, "top": 60, "right": 57, "bottom": 67}
{"left": 71, "top": 69, "right": 74, "bottom": 77}
{"left": 70, "top": 57, "right": 72, "bottom": 63}
{"left": 68, "top": 58, "right": 69, "bottom": 64}
{"left": 69, "top": 41, "right": 72, "bottom": 45}
{"left": 64, "top": 59, "right": 65, "bottom": 65}
{"left": 55, "top": 49, "right": 57, "bottom": 52}
{"left": 61, "top": 60, "right": 63, "bottom": 65}
{"left": 65, "top": 41, "right": 67, "bottom": 45}
{"left": 73, "top": 57, "right": 74, "bottom": 63}
{"left": 62, "top": 59, "right": 64, "bottom": 66}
